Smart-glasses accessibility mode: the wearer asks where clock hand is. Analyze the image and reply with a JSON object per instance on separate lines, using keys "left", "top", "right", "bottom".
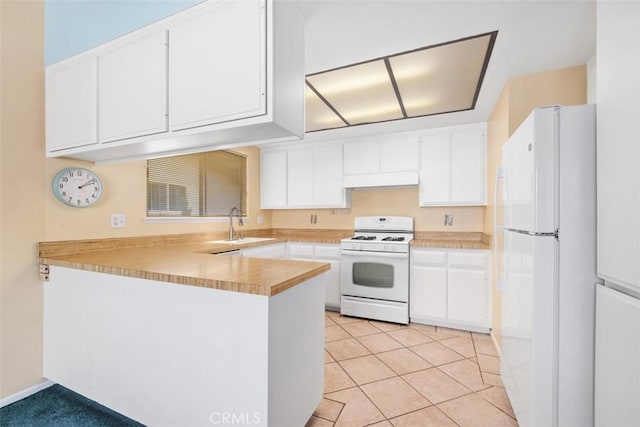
{"left": 78, "top": 179, "right": 96, "bottom": 189}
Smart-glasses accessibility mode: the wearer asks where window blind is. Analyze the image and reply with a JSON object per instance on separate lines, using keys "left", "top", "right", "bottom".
{"left": 147, "top": 150, "right": 246, "bottom": 217}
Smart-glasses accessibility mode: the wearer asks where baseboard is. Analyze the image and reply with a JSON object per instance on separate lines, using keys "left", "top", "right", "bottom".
{"left": 0, "top": 379, "right": 54, "bottom": 408}
{"left": 410, "top": 316, "right": 490, "bottom": 333}
{"left": 490, "top": 331, "right": 504, "bottom": 359}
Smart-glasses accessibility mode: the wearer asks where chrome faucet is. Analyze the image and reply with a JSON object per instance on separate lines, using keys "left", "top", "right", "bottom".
{"left": 228, "top": 206, "right": 244, "bottom": 241}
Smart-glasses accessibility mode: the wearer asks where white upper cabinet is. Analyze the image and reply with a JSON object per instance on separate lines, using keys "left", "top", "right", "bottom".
{"left": 46, "top": 56, "right": 98, "bottom": 152}
{"left": 451, "top": 130, "right": 486, "bottom": 202}
{"left": 380, "top": 139, "right": 421, "bottom": 173}
{"left": 343, "top": 137, "right": 420, "bottom": 188}
{"left": 98, "top": 31, "right": 168, "bottom": 143}
{"left": 44, "top": 0, "right": 304, "bottom": 162}
{"left": 420, "top": 124, "right": 486, "bottom": 206}
{"left": 168, "top": 0, "right": 265, "bottom": 130}
{"left": 261, "top": 149, "right": 288, "bottom": 209}
{"left": 419, "top": 133, "right": 450, "bottom": 203}
{"left": 313, "top": 144, "right": 346, "bottom": 207}
{"left": 261, "top": 143, "right": 349, "bottom": 209}
{"left": 287, "top": 147, "right": 314, "bottom": 207}
{"left": 343, "top": 141, "right": 379, "bottom": 175}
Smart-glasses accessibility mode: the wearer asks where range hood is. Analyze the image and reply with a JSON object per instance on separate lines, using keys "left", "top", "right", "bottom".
{"left": 343, "top": 172, "right": 419, "bottom": 189}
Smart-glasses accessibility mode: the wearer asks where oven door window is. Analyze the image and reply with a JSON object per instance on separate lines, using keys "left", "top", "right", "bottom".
{"left": 352, "top": 262, "right": 394, "bottom": 288}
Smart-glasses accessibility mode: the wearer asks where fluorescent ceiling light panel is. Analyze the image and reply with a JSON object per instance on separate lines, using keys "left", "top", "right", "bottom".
{"left": 305, "top": 31, "right": 497, "bottom": 132}
{"left": 304, "top": 85, "right": 347, "bottom": 132}
{"left": 306, "top": 60, "right": 403, "bottom": 125}
{"left": 390, "top": 33, "right": 493, "bottom": 117}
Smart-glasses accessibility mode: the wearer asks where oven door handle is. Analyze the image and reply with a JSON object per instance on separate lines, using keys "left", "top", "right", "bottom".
{"left": 340, "top": 250, "right": 408, "bottom": 259}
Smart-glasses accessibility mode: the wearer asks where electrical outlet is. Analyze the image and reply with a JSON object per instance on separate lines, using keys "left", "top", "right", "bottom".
{"left": 257, "top": 215, "right": 264, "bottom": 224}
{"left": 39, "top": 264, "right": 49, "bottom": 281}
{"left": 444, "top": 214, "right": 454, "bottom": 226}
{"left": 111, "top": 214, "right": 126, "bottom": 228}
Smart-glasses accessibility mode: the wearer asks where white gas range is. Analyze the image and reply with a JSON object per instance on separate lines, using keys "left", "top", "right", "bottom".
{"left": 340, "top": 216, "right": 413, "bottom": 324}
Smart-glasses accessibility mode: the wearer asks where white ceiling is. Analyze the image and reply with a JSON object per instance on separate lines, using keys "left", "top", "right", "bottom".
{"left": 296, "top": 0, "right": 596, "bottom": 141}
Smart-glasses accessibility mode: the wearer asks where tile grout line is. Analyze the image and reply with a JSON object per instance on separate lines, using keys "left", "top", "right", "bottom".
{"left": 323, "top": 313, "right": 515, "bottom": 426}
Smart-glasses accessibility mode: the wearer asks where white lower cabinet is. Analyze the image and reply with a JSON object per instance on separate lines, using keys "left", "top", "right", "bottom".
{"left": 240, "top": 242, "right": 286, "bottom": 259}
{"left": 410, "top": 250, "right": 448, "bottom": 320}
{"left": 410, "top": 248, "right": 490, "bottom": 332}
{"left": 288, "top": 242, "right": 341, "bottom": 310}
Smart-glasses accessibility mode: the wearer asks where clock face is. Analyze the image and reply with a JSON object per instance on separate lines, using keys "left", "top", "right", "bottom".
{"left": 52, "top": 167, "right": 103, "bottom": 208}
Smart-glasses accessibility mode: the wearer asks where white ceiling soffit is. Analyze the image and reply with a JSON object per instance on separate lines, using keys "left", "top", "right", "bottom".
{"left": 298, "top": 0, "right": 595, "bottom": 141}
{"left": 305, "top": 32, "right": 497, "bottom": 132}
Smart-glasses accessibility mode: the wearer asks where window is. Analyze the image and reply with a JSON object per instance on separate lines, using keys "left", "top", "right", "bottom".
{"left": 146, "top": 150, "right": 247, "bottom": 217}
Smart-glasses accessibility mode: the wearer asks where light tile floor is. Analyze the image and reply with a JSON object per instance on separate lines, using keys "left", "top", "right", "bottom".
{"left": 306, "top": 311, "right": 518, "bottom": 427}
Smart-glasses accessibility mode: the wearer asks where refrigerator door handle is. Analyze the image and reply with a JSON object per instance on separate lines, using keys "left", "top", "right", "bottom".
{"left": 505, "top": 228, "right": 559, "bottom": 238}
{"left": 494, "top": 166, "right": 508, "bottom": 291}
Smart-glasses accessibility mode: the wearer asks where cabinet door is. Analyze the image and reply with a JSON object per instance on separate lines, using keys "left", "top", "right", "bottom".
{"left": 380, "top": 138, "right": 420, "bottom": 172}
{"left": 241, "top": 243, "right": 286, "bottom": 259}
{"left": 98, "top": 31, "right": 168, "bottom": 143}
{"left": 261, "top": 149, "right": 288, "bottom": 208}
{"left": 169, "top": 0, "right": 266, "bottom": 130}
{"left": 419, "top": 134, "right": 450, "bottom": 204}
{"left": 314, "top": 244, "right": 340, "bottom": 260}
{"left": 314, "top": 144, "right": 346, "bottom": 207}
{"left": 321, "top": 259, "right": 341, "bottom": 309}
{"left": 447, "top": 268, "right": 488, "bottom": 325}
{"left": 46, "top": 56, "right": 97, "bottom": 152}
{"left": 410, "top": 265, "right": 448, "bottom": 319}
{"left": 451, "top": 130, "right": 486, "bottom": 204}
{"left": 287, "top": 147, "right": 314, "bottom": 207}
{"left": 287, "top": 243, "right": 314, "bottom": 260}
{"left": 343, "top": 141, "right": 379, "bottom": 175}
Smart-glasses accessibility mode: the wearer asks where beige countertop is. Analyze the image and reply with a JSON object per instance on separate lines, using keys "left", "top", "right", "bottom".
{"left": 39, "top": 229, "right": 490, "bottom": 296}
{"left": 40, "top": 239, "right": 329, "bottom": 297}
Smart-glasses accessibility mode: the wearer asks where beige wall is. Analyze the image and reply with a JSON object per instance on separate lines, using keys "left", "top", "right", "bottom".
{"left": 272, "top": 188, "right": 485, "bottom": 232}
{"left": 44, "top": 146, "right": 272, "bottom": 241}
{"left": 0, "top": 0, "right": 46, "bottom": 398}
{"left": 508, "top": 65, "right": 587, "bottom": 136}
{"left": 485, "top": 65, "right": 587, "bottom": 348}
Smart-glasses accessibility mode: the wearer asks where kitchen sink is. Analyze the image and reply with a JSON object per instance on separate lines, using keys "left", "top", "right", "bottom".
{"left": 206, "top": 237, "right": 276, "bottom": 245}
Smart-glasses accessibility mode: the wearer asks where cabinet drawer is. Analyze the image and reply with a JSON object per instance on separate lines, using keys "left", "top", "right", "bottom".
{"left": 411, "top": 250, "right": 447, "bottom": 266}
{"left": 447, "top": 252, "right": 489, "bottom": 269}
{"left": 314, "top": 244, "right": 340, "bottom": 260}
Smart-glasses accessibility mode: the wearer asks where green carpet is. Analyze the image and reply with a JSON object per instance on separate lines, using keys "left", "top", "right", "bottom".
{"left": 0, "top": 384, "right": 144, "bottom": 426}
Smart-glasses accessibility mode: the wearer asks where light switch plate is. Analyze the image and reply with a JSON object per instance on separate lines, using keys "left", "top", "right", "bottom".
{"left": 111, "top": 214, "right": 126, "bottom": 228}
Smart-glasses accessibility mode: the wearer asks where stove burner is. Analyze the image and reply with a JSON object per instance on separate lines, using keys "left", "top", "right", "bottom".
{"left": 382, "top": 236, "right": 405, "bottom": 242}
{"left": 352, "top": 236, "right": 377, "bottom": 241}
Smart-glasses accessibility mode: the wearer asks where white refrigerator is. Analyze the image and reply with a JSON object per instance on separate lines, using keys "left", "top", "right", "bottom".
{"left": 496, "top": 105, "right": 596, "bottom": 427}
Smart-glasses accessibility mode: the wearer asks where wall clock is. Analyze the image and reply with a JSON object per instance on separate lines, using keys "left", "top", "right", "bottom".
{"left": 52, "top": 167, "right": 103, "bottom": 207}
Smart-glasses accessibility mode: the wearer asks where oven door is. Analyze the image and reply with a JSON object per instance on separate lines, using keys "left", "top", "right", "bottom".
{"left": 340, "top": 250, "right": 409, "bottom": 303}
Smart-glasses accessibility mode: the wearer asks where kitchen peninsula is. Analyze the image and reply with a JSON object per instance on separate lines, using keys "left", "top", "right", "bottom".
{"left": 39, "top": 237, "right": 329, "bottom": 427}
